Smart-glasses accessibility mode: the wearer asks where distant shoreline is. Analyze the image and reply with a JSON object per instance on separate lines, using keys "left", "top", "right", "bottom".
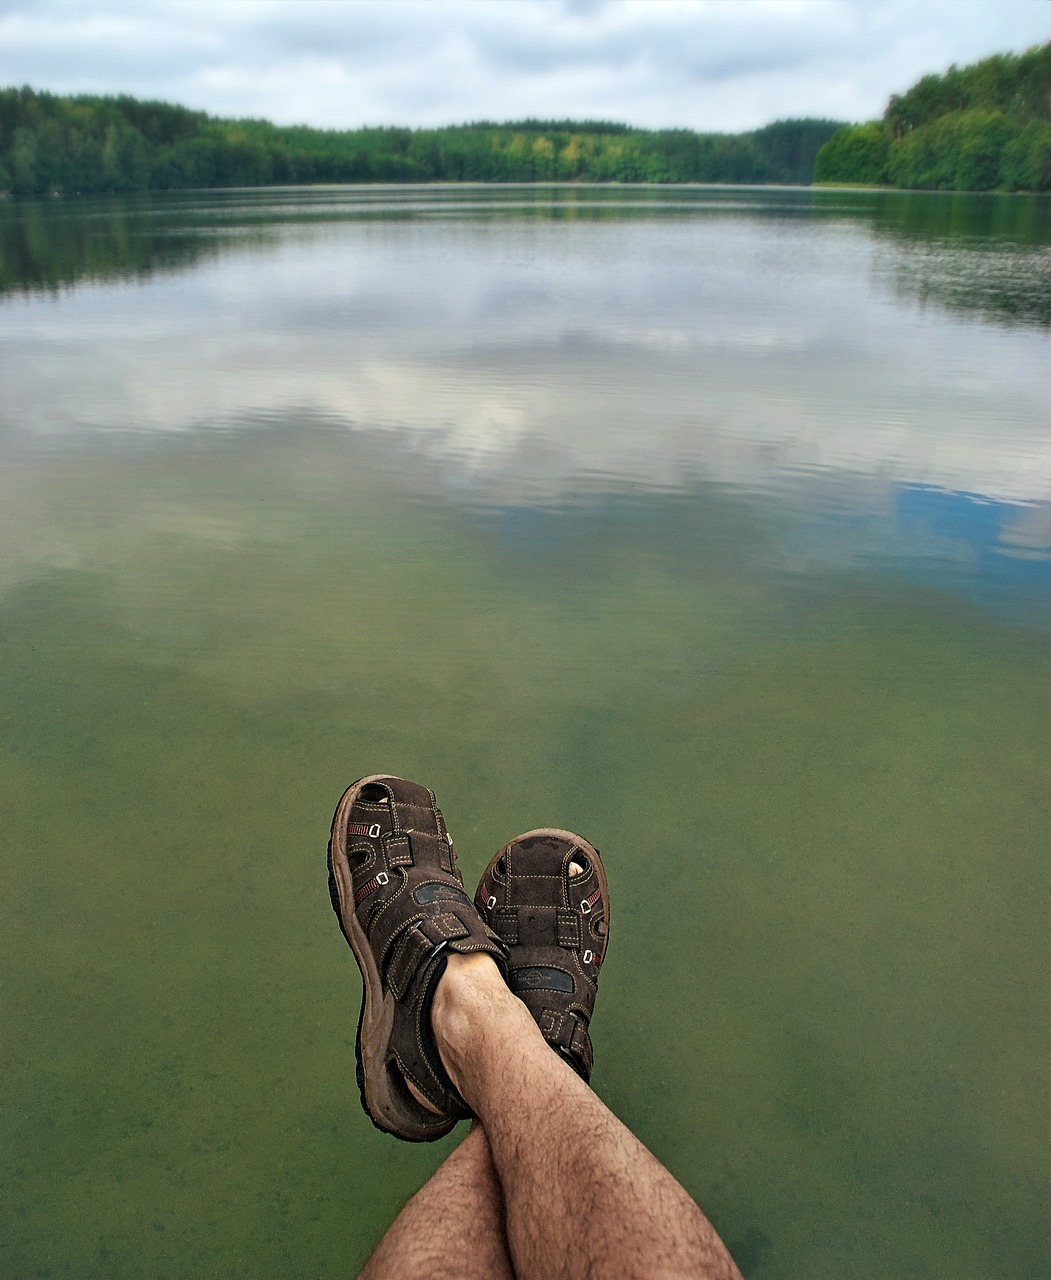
{"left": 0, "top": 88, "right": 842, "bottom": 196}
{"left": 5, "top": 39, "right": 1050, "bottom": 200}
{"left": 6, "top": 179, "right": 1048, "bottom": 203}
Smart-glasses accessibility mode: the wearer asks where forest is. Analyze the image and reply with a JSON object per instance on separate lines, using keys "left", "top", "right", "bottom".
{"left": 815, "top": 41, "right": 1051, "bottom": 191}
{"left": 4, "top": 38, "right": 1049, "bottom": 197}
{"left": 0, "top": 90, "right": 840, "bottom": 195}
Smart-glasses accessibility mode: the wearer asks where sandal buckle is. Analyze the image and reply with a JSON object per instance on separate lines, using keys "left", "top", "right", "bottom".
{"left": 582, "top": 949, "right": 594, "bottom": 964}
{"left": 487, "top": 894, "right": 497, "bottom": 909}
{"left": 580, "top": 899, "right": 592, "bottom": 915}
{"left": 368, "top": 823, "right": 382, "bottom": 838}
{"left": 376, "top": 872, "right": 389, "bottom": 886}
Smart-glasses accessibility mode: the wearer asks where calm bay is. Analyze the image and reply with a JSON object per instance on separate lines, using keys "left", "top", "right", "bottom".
{"left": 2, "top": 184, "right": 1049, "bottom": 1278}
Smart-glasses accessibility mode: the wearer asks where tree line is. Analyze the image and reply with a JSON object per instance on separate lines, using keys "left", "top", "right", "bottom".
{"left": 815, "top": 41, "right": 1051, "bottom": 191}
{"left": 0, "top": 88, "right": 842, "bottom": 195}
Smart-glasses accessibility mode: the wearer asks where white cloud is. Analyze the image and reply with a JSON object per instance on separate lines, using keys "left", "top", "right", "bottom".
{"left": 0, "top": 0, "right": 1048, "bottom": 130}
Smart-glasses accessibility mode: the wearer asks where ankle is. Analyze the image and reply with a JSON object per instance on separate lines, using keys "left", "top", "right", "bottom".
{"left": 431, "top": 952, "right": 527, "bottom": 1096}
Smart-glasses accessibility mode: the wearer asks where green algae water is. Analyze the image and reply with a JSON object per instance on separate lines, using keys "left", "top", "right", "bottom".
{"left": 2, "top": 186, "right": 1049, "bottom": 1279}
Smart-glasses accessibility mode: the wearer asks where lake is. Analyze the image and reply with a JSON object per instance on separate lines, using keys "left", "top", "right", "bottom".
{"left": 2, "top": 184, "right": 1049, "bottom": 1279}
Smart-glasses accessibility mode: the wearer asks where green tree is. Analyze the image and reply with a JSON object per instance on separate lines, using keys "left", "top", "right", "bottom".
{"left": 814, "top": 123, "right": 890, "bottom": 184}
{"left": 1013, "top": 121, "right": 1051, "bottom": 190}
{"left": 752, "top": 119, "right": 844, "bottom": 183}
{"left": 11, "top": 125, "right": 39, "bottom": 194}
{"left": 953, "top": 110, "right": 1012, "bottom": 190}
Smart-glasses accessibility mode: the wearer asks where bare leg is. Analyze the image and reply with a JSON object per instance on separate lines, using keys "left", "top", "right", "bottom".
{"left": 358, "top": 1121, "right": 515, "bottom": 1280}
{"left": 434, "top": 953, "right": 743, "bottom": 1280}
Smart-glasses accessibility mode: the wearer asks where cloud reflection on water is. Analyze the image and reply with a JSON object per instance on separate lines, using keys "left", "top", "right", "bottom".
{"left": 1, "top": 188, "right": 1048, "bottom": 614}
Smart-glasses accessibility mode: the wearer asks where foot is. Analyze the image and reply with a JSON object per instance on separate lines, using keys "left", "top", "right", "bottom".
{"left": 405, "top": 863, "right": 590, "bottom": 1115}
{"left": 474, "top": 830, "right": 610, "bottom": 1082}
{"left": 327, "top": 775, "right": 507, "bottom": 1141}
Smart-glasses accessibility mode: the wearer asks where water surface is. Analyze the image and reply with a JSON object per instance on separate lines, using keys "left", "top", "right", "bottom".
{"left": 2, "top": 185, "right": 1049, "bottom": 1279}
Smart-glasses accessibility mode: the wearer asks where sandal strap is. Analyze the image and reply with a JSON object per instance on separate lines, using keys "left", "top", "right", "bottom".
{"left": 540, "top": 1009, "right": 595, "bottom": 1080}
{"left": 494, "top": 905, "right": 585, "bottom": 949}
{"left": 367, "top": 883, "right": 472, "bottom": 970}
{"left": 385, "top": 910, "right": 471, "bottom": 998}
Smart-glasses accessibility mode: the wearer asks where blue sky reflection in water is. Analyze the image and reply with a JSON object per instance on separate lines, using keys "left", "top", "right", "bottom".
{"left": 0, "top": 186, "right": 1048, "bottom": 1280}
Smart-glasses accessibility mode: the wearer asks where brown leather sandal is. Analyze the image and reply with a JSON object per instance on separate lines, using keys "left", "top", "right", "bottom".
{"left": 327, "top": 775, "right": 507, "bottom": 1142}
{"left": 474, "top": 829, "right": 609, "bottom": 1083}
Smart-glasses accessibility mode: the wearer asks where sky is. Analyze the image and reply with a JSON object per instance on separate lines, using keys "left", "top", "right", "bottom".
{"left": 1, "top": 0, "right": 1049, "bottom": 133}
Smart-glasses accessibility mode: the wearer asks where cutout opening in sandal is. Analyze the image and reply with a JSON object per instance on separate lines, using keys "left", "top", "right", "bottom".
{"left": 385, "top": 1058, "right": 438, "bottom": 1116}
{"left": 359, "top": 783, "right": 388, "bottom": 803}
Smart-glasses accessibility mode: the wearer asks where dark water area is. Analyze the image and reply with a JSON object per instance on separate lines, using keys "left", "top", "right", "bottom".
{"left": 1, "top": 185, "right": 1048, "bottom": 1278}
{"left": 5, "top": 183, "right": 1051, "bottom": 327}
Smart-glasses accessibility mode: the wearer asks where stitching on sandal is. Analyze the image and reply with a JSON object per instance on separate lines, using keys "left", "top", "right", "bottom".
{"left": 353, "top": 870, "right": 389, "bottom": 908}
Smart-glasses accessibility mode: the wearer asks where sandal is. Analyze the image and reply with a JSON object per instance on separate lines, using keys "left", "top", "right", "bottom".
{"left": 327, "top": 775, "right": 507, "bottom": 1142}
{"left": 474, "top": 829, "right": 609, "bottom": 1083}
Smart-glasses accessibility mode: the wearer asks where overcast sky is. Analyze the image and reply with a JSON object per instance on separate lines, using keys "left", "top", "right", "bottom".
{"left": 2, "top": 0, "right": 1049, "bottom": 133}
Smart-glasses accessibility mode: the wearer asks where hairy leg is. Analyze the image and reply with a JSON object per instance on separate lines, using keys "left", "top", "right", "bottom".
{"left": 434, "top": 954, "right": 743, "bottom": 1280}
{"left": 358, "top": 1121, "right": 515, "bottom": 1280}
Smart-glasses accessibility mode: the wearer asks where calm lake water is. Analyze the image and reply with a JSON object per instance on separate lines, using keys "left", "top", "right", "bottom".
{"left": 2, "top": 185, "right": 1049, "bottom": 1279}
